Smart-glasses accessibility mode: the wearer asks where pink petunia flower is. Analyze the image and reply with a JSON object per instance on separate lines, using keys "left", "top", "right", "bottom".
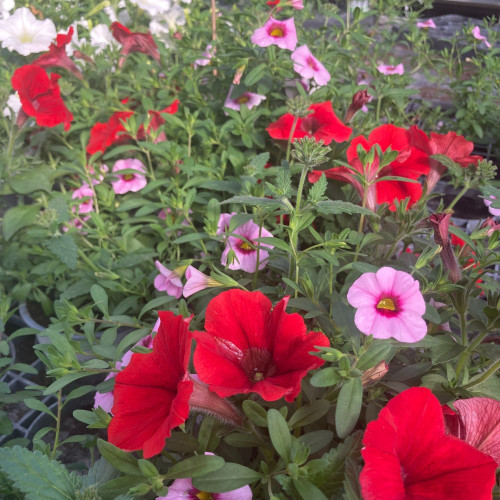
{"left": 194, "top": 44, "right": 214, "bottom": 68}
{"left": 417, "top": 19, "right": 436, "bottom": 29}
{"left": 111, "top": 158, "right": 147, "bottom": 194}
{"left": 472, "top": 26, "right": 491, "bottom": 48}
{"left": 183, "top": 266, "right": 222, "bottom": 298}
{"left": 224, "top": 89, "right": 266, "bottom": 111}
{"left": 221, "top": 219, "right": 274, "bottom": 273}
{"left": 484, "top": 196, "right": 500, "bottom": 216}
{"left": 251, "top": 17, "right": 297, "bottom": 51}
{"left": 377, "top": 63, "right": 404, "bottom": 76}
{"left": 217, "top": 212, "right": 237, "bottom": 235}
{"left": 158, "top": 476, "right": 252, "bottom": 500}
{"left": 72, "top": 183, "right": 94, "bottom": 214}
{"left": 291, "top": 45, "right": 330, "bottom": 86}
{"left": 154, "top": 260, "right": 184, "bottom": 298}
{"left": 87, "top": 164, "right": 109, "bottom": 185}
{"left": 347, "top": 267, "right": 427, "bottom": 342}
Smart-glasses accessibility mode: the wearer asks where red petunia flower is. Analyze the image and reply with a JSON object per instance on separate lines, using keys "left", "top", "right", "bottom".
{"left": 137, "top": 99, "right": 180, "bottom": 142}
{"left": 443, "top": 397, "right": 500, "bottom": 466}
{"left": 408, "top": 126, "right": 481, "bottom": 192}
{"left": 32, "top": 27, "right": 83, "bottom": 80}
{"left": 11, "top": 64, "right": 73, "bottom": 131}
{"left": 108, "top": 311, "right": 193, "bottom": 458}
{"left": 86, "top": 109, "right": 134, "bottom": 155}
{"left": 310, "top": 124, "right": 429, "bottom": 211}
{"left": 111, "top": 22, "right": 160, "bottom": 67}
{"left": 193, "top": 289, "right": 329, "bottom": 402}
{"left": 266, "top": 101, "right": 352, "bottom": 146}
{"left": 360, "top": 387, "right": 496, "bottom": 500}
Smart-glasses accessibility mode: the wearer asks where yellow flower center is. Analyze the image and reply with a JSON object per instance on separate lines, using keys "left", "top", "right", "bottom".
{"left": 238, "top": 95, "right": 250, "bottom": 104}
{"left": 253, "top": 371, "right": 264, "bottom": 382}
{"left": 196, "top": 492, "right": 214, "bottom": 500}
{"left": 122, "top": 174, "right": 135, "bottom": 181}
{"left": 240, "top": 242, "right": 253, "bottom": 251}
{"left": 377, "top": 298, "right": 396, "bottom": 311}
{"left": 270, "top": 28, "right": 284, "bottom": 37}
{"left": 19, "top": 31, "right": 34, "bottom": 43}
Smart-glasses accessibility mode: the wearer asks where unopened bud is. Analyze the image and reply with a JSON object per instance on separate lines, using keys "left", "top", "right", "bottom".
{"left": 287, "top": 96, "right": 311, "bottom": 117}
{"left": 361, "top": 361, "right": 389, "bottom": 387}
{"left": 292, "top": 137, "right": 331, "bottom": 169}
{"left": 344, "top": 89, "right": 371, "bottom": 123}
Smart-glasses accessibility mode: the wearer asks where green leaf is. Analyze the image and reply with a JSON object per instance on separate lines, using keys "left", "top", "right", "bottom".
{"left": 242, "top": 400, "right": 268, "bottom": 427}
{"left": 297, "top": 430, "right": 333, "bottom": 454}
{"left": 423, "top": 303, "right": 441, "bottom": 324}
{"left": 97, "top": 439, "right": 141, "bottom": 476}
{"left": 138, "top": 295, "right": 177, "bottom": 319}
{"left": 308, "top": 173, "right": 328, "bottom": 203}
{"left": 220, "top": 196, "right": 285, "bottom": 209}
{"left": 0, "top": 410, "right": 13, "bottom": 435}
{"left": 335, "top": 378, "right": 363, "bottom": 439}
{"left": 448, "top": 225, "right": 476, "bottom": 252}
{"left": 310, "top": 367, "right": 341, "bottom": 388}
{"left": 193, "top": 463, "right": 262, "bottom": 493}
{"left": 430, "top": 336, "right": 465, "bottom": 364}
{"left": 165, "top": 455, "right": 225, "bottom": 479}
{"left": 163, "top": 432, "right": 200, "bottom": 453}
{"left": 2, "top": 204, "right": 40, "bottom": 240}
{"left": 23, "top": 398, "right": 57, "bottom": 419}
{"left": 288, "top": 399, "right": 331, "bottom": 429}
{"left": 46, "top": 233, "right": 78, "bottom": 269}
{"left": 172, "top": 232, "right": 207, "bottom": 244}
{"left": 356, "top": 342, "right": 394, "bottom": 371}
{"left": 48, "top": 196, "right": 70, "bottom": 223}
{"left": 98, "top": 476, "right": 144, "bottom": 500}
{"left": 255, "top": 236, "right": 292, "bottom": 253}
{"left": 43, "top": 372, "right": 92, "bottom": 395}
{"left": 0, "top": 446, "right": 75, "bottom": 500}
{"left": 293, "top": 477, "right": 328, "bottom": 500}
{"left": 9, "top": 167, "right": 52, "bottom": 194}
{"left": 91, "top": 284, "right": 109, "bottom": 317}
{"left": 268, "top": 408, "right": 292, "bottom": 464}
{"left": 315, "top": 200, "right": 375, "bottom": 217}
{"left": 244, "top": 63, "right": 268, "bottom": 86}
{"left": 251, "top": 152, "right": 270, "bottom": 169}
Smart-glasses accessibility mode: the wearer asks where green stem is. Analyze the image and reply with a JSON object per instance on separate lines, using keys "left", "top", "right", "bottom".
{"left": 353, "top": 187, "right": 368, "bottom": 262}
{"left": 459, "top": 309, "right": 468, "bottom": 346}
{"left": 78, "top": 249, "right": 100, "bottom": 273}
{"left": 463, "top": 360, "right": 500, "bottom": 389}
{"left": 51, "top": 389, "right": 63, "bottom": 460}
{"left": 375, "top": 95, "right": 383, "bottom": 123}
{"left": 295, "top": 164, "right": 309, "bottom": 215}
{"left": 286, "top": 115, "right": 299, "bottom": 163}
{"left": 447, "top": 182, "right": 470, "bottom": 211}
{"left": 455, "top": 331, "right": 489, "bottom": 380}
{"left": 252, "top": 209, "right": 263, "bottom": 290}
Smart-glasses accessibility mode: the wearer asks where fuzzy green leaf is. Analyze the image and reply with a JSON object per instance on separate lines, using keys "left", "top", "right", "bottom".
{"left": 46, "top": 233, "right": 78, "bottom": 270}
{"left": 192, "top": 463, "right": 262, "bottom": 493}
{"left": 2, "top": 204, "right": 39, "bottom": 241}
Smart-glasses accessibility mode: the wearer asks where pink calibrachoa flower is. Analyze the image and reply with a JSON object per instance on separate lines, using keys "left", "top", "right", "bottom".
{"left": 194, "top": 44, "right": 214, "bottom": 68}
{"left": 472, "top": 26, "right": 491, "bottom": 48}
{"left": 291, "top": 45, "right": 330, "bottom": 86}
{"left": 347, "top": 267, "right": 427, "bottom": 342}
{"left": 224, "top": 89, "right": 266, "bottom": 111}
{"left": 154, "top": 260, "right": 184, "bottom": 299}
{"left": 221, "top": 219, "right": 274, "bottom": 273}
{"left": 72, "top": 183, "right": 94, "bottom": 214}
{"left": 183, "top": 266, "right": 222, "bottom": 298}
{"left": 158, "top": 476, "right": 252, "bottom": 500}
{"left": 216, "top": 212, "right": 236, "bottom": 235}
{"left": 251, "top": 17, "right": 297, "bottom": 51}
{"left": 417, "top": 19, "right": 436, "bottom": 29}
{"left": 377, "top": 63, "right": 404, "bottom": 75}
{"left": 484, "top": 196, "right": 500, "bottom": 216}
{"left": 111, "top": 158, "right": 147, "bottom": 194}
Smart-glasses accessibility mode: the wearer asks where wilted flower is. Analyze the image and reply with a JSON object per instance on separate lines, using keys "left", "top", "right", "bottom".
{"left": 344, "top": 89, "right": 372, "bottom": 123}
{"left": 417, "top": 19, "right": 436, "bottom": 29}
{"left": 0, "top": 7, "right": 56, "bottom": 56}
{"left": 111, "top": 22, "right": 160, "bottom": 66}
{"left": 111, "top": 158, "right": 147, "bottom": 194}
{"left": 251, "top": 17, "right": 297, "bottom": 51}
{"left": 347, "top": 267, "right": 427, "bottom": 343}
{"left": 472, "top": 26, "right": 491, "bottom": 48}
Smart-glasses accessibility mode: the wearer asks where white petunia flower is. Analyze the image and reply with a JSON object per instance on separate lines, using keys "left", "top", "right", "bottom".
{"left": 0, "top": 0, "right": 14, "bottom": 20}
{"left": 104, "top": 0, "right": 130, "bottom": 25}
{"left": 3, "top": 93, "right": 21, "bottom": 119}
{"left": 0, "top": 7, "right": 56, "bottom": 55}
{"left": 130, "top": 0, "right": 173, "bottom": 16}
{"left": 154, "top": 4, "right": 186, "bottom": 32}
{"left": 90, "top": 24, "right": 118, "bottom": 53}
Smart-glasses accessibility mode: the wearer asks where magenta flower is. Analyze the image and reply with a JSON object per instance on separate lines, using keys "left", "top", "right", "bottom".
{"left": 377, "top": 63, "right": 404, "bottom": 76}
{"left": 251, "top": 17, "right": 297, "bottom": 51}
{"left": 221, "top": 219, "right": 274, "bottom": 273}
{"left": 291, "top": 45, "right": 330, "bottom": 86}
{"left": 472, "top": 26, "right": 491, "bottom": 48}
{"left": 158, "top": 472, "right": 252, "bottom": 499}
{"left": 183, "top": 266, "right": 221, "bottom": 298}
{"left": 111, "top": 158, "right": 147, "bottom": 194}
{"left": 217, "top": 212, "right": 237, "bottom": 235}
{"left": 72, "top": 183, "right": 94, "bottom": 214}
{"left": 484, "top": 196, "right": 500, "bottom": 216}
{"left": 347, "top": 267, "right": 427, "bottom": 342}
{"left": 224, "top": 90, "right": 266, "bottom": 111}
{"left": 154, "top": 260, "right": 184, "bottom": 298}
{"left": 417, "top": 19, "right": 436, "bottom": 29}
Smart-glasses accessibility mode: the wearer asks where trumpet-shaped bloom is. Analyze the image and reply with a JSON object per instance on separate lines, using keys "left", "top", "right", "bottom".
{"left": 221, "top": 219, "right": 274, "bottom": 273}
{"left": 444, "top": 397, "right": 500, "bottom": 466}
{"left": 87, "top": 109, "right": 134, "bottom": 155}
{"left": 11, "top": 65, "right": 73, "bottom": 131}
{"left": 32, "top": 27, "right": 83, "bottom": 79}
{"left": 251, "top": 17, "right": 297, "bottom": 51}
{"left": 0, "top": 7, "right": 56, "bottom": 55}
{"left": 108, "top": 311, "right": 193, "bottom": 458}
{"left": 111, "top": 158, "right": 147, "bottom": 194}
{"left": 154, "top": 260, "right": 184, "bottom": 298}
{"left": 472, "top": 26, "right": 491, "bottom": 48}
{"left": 291, "top": 45, "right": 330, "bottom": 86}
{"left": 224, "top": 90, "right": 266, "bottom": 111}
{"left": 267, "top": 101, "right": 352, "bottom": 145}
{"left": 193, "top": 289, "right": 329, "bottom": 402}
{"left": 377, "top": 63, "right": 404, "bottom": 75}
{"left": 347, "top": 267, "right": 427, "bottom": 342}
{"left": 360, "top": 387, "right": 497, "bottom": 500}
{"left": 417, "top": 18, "right": 436, "bottom": 29}
{"left": 159, "top": 476, "right": 252, "bottom": 500}
{"left": 183, "top": 266, "right": 222, "bottom": 298}
{"left": 111, "top": 22, "right": 160, "bottom": 66}
{"left": 130, "top": 0, "right": 172, "bottom": 16}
